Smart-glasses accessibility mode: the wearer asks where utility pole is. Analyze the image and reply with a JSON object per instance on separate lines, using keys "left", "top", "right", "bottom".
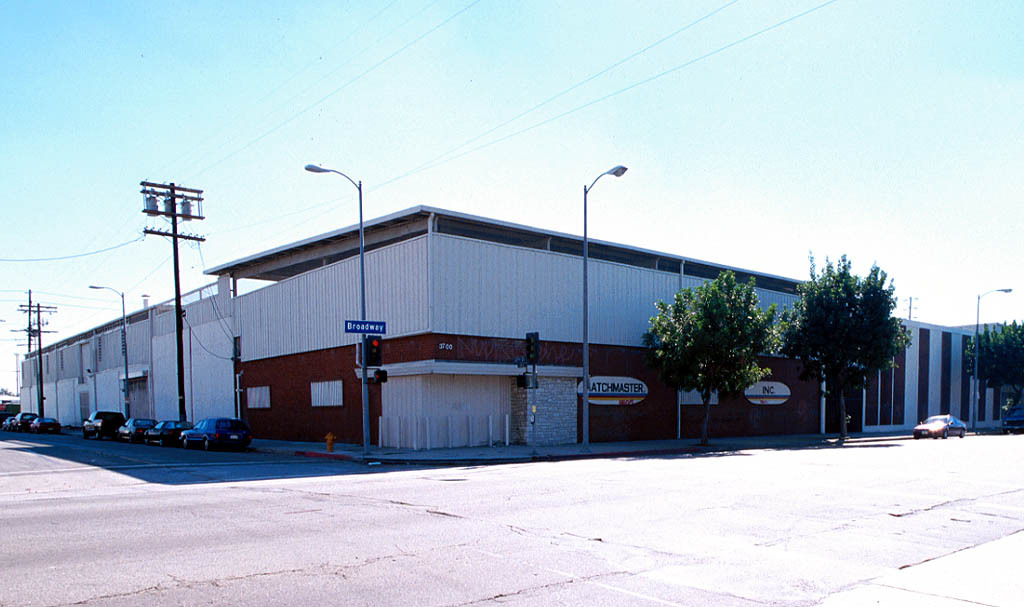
{"left": 18, "top": 291, "right": 57, "bottom": 416}
{"left": 140, "top": 181, "right": 205, "bottom": 422}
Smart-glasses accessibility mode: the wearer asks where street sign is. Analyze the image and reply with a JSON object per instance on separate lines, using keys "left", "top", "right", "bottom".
{"left": 345, "top": 320, "right": 387, "bottom": 334}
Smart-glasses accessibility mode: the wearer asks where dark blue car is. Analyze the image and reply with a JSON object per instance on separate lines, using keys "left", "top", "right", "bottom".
{"left": 181, "top": 417, "right": 252, "bottom": 451}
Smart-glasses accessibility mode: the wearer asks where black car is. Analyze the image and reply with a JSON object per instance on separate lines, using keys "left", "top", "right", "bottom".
{"left": 1, "top": 412, "right": 16, "bottom": 430}
{"left": 82, "top": 411, "right": 127, "bottom": 440}
{"left": 117, "top": 418, "right": 157, "bottom": 443}
{"left": 1002, "top": 406, "right": 1024, "bottom": 434}
{"left": 144, "top": 420, "right": 193, "bottom": 447}
{"left": 11, "top": 412, "right": 38, "bottom": 432}
{"left": 181, "top": 417, "right": 252, "bottom": 451}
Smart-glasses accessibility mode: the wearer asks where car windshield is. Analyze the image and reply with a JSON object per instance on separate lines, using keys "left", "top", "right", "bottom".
{"left": 175, "top": 421, "right": 193, "bottom": 429}
{"left": 135, "top": 419, "right": 156, "bottom": 428}
{"left": 923, "top": 416, "right": 948, "bottom": 424}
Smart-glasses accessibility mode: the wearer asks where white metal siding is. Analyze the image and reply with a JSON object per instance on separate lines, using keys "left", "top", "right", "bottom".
{"left": 381, "top": 374, "right": 510, "bottom": 448}
{"left": 430, "top": 234, "right": 679, "bottom": 346}
{"left": 237, "top": 236, "right": 429, "bottom": 362}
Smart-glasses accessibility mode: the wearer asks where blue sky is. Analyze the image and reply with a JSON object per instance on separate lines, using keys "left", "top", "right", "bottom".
{"left": 1, "top": 0, "right": 1022, "bottom": 394}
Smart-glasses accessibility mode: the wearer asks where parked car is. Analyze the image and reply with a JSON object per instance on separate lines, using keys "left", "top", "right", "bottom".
{"left": 82, "top": 411, "right": 127, "bottom": 440}
{"left": 913, "top": 414, "right": 967, "bottom": 439}
{"left": 1, "top": 413, "right": 17, "bottom": 431}
{"left": 0, "top": 412, "right": 14, "bottom": 427}
{"left": 181, "top": 417, "right": 253, "bottom": 451}
{"left": 1002, "top": 406, "right": 1024, "bottom": 434}
{"left": 29, "top": 417, "right": 62, "bottom": 434}
{"left": 117, "top": 418, "right": 157, "bottom": 443}
{"left": 11, "top": 412, "right": 39, "bottom": 432}
{"left": 144, "top": 420, "right": 193, "bottom": 447}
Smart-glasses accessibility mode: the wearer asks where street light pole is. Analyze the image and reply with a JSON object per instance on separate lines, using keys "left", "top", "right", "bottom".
{"left": 972, "top": 287, "right": 1012, "bottom": 431}
{"left": 305, "top": 164, "right": 370, "bottom": 455}
{"left": 90, "top": 285, "right": 130, "bottom": 418}
{"left": 581, "top": 165, "right": 628, "bottom": 449}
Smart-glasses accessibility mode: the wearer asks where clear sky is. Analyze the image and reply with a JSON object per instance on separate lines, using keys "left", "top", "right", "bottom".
{"left": 1, "top": 0, "right": 1021, "bottom": 395}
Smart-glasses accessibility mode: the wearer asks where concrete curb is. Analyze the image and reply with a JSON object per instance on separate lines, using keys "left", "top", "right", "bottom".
{"left": 252, "top": 430, "right": 968, "bottom": 467}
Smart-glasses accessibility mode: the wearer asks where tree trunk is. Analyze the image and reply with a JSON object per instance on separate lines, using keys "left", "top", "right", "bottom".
{"left": 834, "top": 373, "right": 849, "bottom": 439}
{"left": 701, "top": 397, "right": 710, "bottom": 447}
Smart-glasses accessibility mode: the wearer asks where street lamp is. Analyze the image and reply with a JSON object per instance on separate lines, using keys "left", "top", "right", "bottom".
{"left": 89, "top": 285, "right": 130, "bottom": 418}
{"left": 972, "top": 287, "right": 1012, "bottom": 431}
{"left": 304, "top": 163, "right": 371, "bottom": 455}
{"left": 581, "top": 165, "right": 628, "bottom": 449}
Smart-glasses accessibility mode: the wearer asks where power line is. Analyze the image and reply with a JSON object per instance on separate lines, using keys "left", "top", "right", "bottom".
{"left": 188, "top": 0, "right": 484, "bottom": 181}
{"left": 379, "top": 0, "right": 841, "bottom": 186}
{"left": 169, "top": 0, "right": 405, "bottom": 179}
{"left": 376, "top": 0, "right": 743, "bottom": 189}
{"left": 0, "top": 236, "right": 144, "bottom": 263}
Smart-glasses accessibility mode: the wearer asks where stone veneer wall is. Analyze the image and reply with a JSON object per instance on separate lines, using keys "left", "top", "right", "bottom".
{"left": 510, "top": 376, "right": 578, "bottom": 446}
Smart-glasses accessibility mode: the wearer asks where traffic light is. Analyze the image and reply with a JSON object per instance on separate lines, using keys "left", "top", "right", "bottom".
{"left": 364, "top": 335, "right": 382, "bottom": 367}
{"left": 373, "top": 369, "right": 388, "bottom": 383}
{"left": 525, "top": 332, "right": 539, "bottom": 364}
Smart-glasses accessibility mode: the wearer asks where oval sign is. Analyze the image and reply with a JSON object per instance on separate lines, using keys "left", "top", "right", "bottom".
{"left": 745, "top": 381, "right": 791, "bottom": 405}
{"left": 578, "top": 376, "right": 648, "bottom": 406}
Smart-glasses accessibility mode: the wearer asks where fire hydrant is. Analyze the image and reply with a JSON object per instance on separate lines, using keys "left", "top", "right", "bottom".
{"left": 325, "top": 432, "right": 336, "bottom": 453}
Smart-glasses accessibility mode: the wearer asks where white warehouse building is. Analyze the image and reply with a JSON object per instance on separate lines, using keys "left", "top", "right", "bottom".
{"left": 19, "top": 206, "right": 1009, "bottom": 446}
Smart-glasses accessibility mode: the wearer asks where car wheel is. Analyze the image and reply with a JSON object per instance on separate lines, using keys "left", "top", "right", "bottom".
{"left": 942, "top": 428, "right": 948, "bottom": 439}
{"left": 182, "top": 437, "right": 189, "bottom": 449}
{"left": 203, "top": 438, "right": 211, "bottom": 451}
{"left": 960, "top": 429, "right": 965, "bottom": 438}
{"left": 82, "top": 430, "right": 89, "bottom": 439}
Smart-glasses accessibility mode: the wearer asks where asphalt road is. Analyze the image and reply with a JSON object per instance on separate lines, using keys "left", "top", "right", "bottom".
{"left": 2, "top": 431, "right": 1022, "bottom": 606}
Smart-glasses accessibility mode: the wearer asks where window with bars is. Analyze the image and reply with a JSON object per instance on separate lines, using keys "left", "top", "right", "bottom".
{"left": 311, "top": 380, "right": 344, "bottom": 408}
{"left": 246, "top": 386, "right": 271, "bottom": 409}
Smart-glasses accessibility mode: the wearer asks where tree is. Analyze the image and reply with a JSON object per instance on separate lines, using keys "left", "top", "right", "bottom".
{"left": 967, "top": 321, "right": 1024, "bottom": 410}
{"left": 644, "top": 271, "right": 778, "bottom": 446}
{"left": 0, "top": 387, "right": 13, "bottom": 397}
{"left": 781, "top": 255, "right": 910, "bottom": 438}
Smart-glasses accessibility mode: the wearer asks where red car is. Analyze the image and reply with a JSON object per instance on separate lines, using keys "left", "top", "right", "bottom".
{"left": 30, "top": 417, "right": 62, "bottom": 434}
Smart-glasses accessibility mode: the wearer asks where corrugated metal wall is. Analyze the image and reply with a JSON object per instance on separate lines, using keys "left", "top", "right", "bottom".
{"left": 237, "top": 236, "right": 429, "bottom": 362}
{"left": 430, "top": 234, "right": 680, "bottom": 346}
{"left": 381, "top": 374, "right": 510, "bottom": 448}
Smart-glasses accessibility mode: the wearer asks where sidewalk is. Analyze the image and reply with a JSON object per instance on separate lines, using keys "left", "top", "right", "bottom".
{"left": 249, "top": 429, "right": 924, "bottom": 467}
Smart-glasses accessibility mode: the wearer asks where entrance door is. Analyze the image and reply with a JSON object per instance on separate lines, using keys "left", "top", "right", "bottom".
{"left": 79, "top": 392, "right": 90, "bottom": 423}
{"left": 127, "top": 378, "right": 148, "bottom": 418}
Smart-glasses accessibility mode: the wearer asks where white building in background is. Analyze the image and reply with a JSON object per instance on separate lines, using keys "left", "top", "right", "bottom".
{"left": 20, "top": 278, "right": 237, "bottom": 427}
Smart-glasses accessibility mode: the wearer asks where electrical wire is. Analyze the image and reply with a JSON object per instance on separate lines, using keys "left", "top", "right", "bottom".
{"left": 194, "top": 243, "right": 236, "bottom": 341}
{"left": 188, "top": 0, "right": 484, "bottom": 181}
{"left": 377, "top": 0, "right": 841, "bottom": 186}
{"left": 376, "top": 0, "right": 743, "bottom": 189}
{"left": 0, "top": 236, "right": 144, "bottom": 263}
{"left": 183, "top": 313, "right": 234, "bottom": 361}
{"left": 170, "top": 0, "right": 407, "bottom": 179}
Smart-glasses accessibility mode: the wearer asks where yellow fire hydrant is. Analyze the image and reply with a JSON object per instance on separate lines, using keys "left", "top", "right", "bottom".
{"left": 325, "top": 432, "right": 336, "bottom": 453}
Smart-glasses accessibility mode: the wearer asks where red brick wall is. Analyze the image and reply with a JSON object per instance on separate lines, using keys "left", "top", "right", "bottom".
{"left": 240, "top": 334, "right": 821, "bottom": 443}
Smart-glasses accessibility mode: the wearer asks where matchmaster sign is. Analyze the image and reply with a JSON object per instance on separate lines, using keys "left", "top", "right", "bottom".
{"left": 578, "top": 376, "right": 648, "bottom": 406}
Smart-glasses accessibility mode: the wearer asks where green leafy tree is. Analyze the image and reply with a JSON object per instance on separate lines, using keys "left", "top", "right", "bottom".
{"left": 644, "top": 271, "right": 778, "bottom": 446}
{"left": 967, "top": 321, "right": 1024, "bottom": 409}
{"left": 781, "top": 255, "right": 910, "bottom": 438}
